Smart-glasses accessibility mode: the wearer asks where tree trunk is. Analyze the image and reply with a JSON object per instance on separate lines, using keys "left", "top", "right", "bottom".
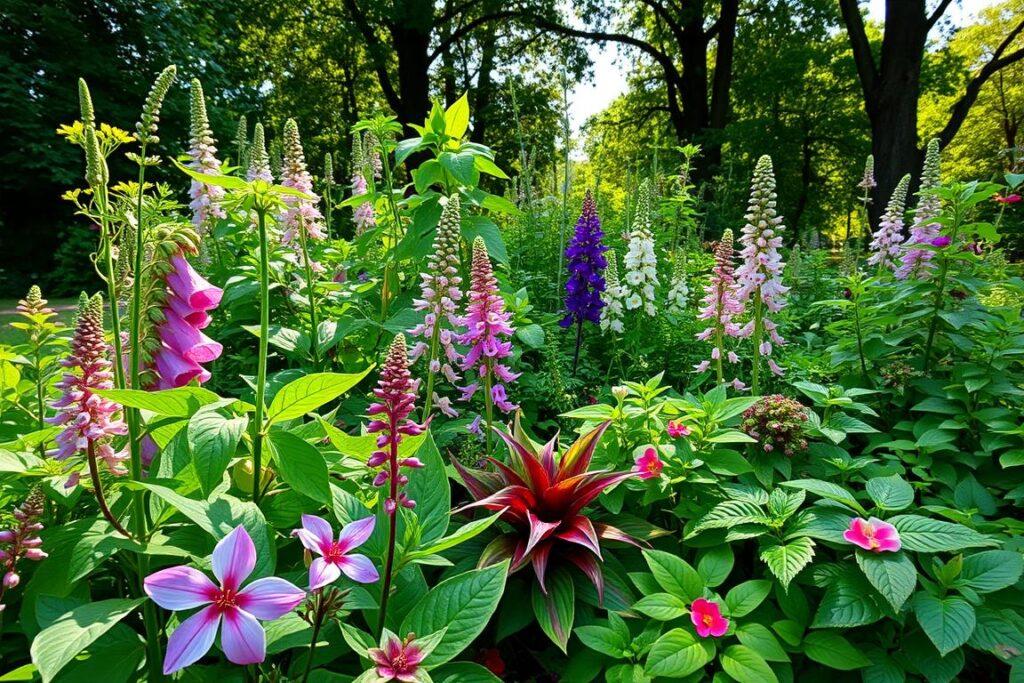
{"left": 472, "top": 19, "right": 498, "bottom": 143}
{"left": 391, "top": 0, "right": 434, "bottom": 130}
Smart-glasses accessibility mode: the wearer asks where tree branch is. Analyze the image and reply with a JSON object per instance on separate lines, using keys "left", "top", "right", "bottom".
{"left": 926, "top": 0, "right": 955, "bottom": 31}
{"left": 838, "top": 0, "right": 878, "bottom": 102}
{"left": 338, "top": 0, "right": 401, "bottom": 113}
{"left": 428, "top": 11, "right": 519, "bottom": 63}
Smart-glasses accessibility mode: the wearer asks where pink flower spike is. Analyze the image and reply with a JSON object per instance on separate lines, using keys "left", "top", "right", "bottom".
{"left": 843, "top": 517, "right": 901, "bottom": 553}
{"left": 292, "top": 515, "right": 379, "bottom": 590}
{"left": 633, "top": 447, "right": 663, "bottom": 480}
{"left": 690, "top": 598, "right": 729, "bottom": 638}
{"left": 144, "top": 526, "right": 305, "bottom": 674}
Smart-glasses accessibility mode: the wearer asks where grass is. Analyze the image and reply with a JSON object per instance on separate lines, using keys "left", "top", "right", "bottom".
{"left": 0, "top": 298, "right": 78, "bottom": 345}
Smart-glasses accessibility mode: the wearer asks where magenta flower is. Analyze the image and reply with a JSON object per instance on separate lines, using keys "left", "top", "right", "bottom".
{"left": 0, "top": 488, "right": 46, "bottom": 611}
{"left": 691, "top": 598, "right": 729, "bottom": 638}
{"left": 368, "top": 631, "right": 430, "bottom": 682}
{"left": 666, "top": 420, "right": 691, "bottom": 438}
{"left": 291, "top": 515, "right": 378, "bottom": 590}
{"left": 994, "top": 193, "right": 1021, "bottom": 204}
{"left": 843, "top": 517, "right": 901, "bottom": 553}
{"left": 896, "top": 139, "right": 942, "bottom": 280}
{"left": 634, "top": 447, "right": 663, "bottom": 480}
{"left": 144, "top": 526, "right": 305, "bottom": 674}
{"left": 930, "top": 235, "right": 951, "bottom": 248}
{"left": 152, "top": 254, "right": 223, "bottom": 389}
{"left": 457, "top": 237, "right": 519, "bottom": 414}
{"left": 695, "top": 229, "right": 744, "bottom": 384}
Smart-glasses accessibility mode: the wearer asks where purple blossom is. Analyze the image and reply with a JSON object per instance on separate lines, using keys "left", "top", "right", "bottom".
{"left": 695, "top": 230, "right": 744, "bottom": 384}
{"left": 560, "top": 190, "right": 608, "bottom": 328}
{"left": 246, "top": 123, "right": 272, "bottom": 183}
{"left": 0, "top": 488, "right": 46, "bottom": 610}
{"left": 291, "top": 516, "right": 379, "bottom": 590}
{"left": 868, "top": 174, "right": 910, "bottom": 271}
{"left": 896, "top": 139, "right": 942, "bottom": 280}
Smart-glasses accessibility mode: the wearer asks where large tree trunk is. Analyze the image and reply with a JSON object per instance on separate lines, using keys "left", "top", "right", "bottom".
{"left": 391, "top": 11, "right": 432, "bottom": 129}
{"left": 472, "top": 17, "right": 498, "bottom": 143}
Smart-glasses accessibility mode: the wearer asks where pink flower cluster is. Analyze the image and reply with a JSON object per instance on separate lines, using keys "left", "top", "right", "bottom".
{"left": 735, "top": 155, "right": 787, "bottom": 377}
{"left": 694, "top": 229, "right": 744, "bottom": 386}
{"left": 409, "top": 196, "right": 464, "bottom": 416}
{"left": 457, "top": 237, "right": 519, "bottom": 413}
{"left": 868, "top": 174, "right": 910, "bottom": 272}
{"left": 279, "top": 119, "right": 326, "bottom": 248}
{"left": 153, "top": 255, "right": 223, "bottom": 388}
{"left": 246, "top": 123, "right": 273, "bottom": 183}
{"left": 47, "top": 293, "right": 129, "bottom": 481}
{"left": 186, "top": 79, "right": 226, "bottom": 234}
{"left": 0, "top": 488, "right": 46, "bottom": 609}
{"left": 896, "top": 139, "right": 942, "bottom": 280}
{"left": 367, "top": 335, "right": 427, "bottom": 515}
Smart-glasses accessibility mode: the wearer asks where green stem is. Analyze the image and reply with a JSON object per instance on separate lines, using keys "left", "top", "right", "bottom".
{"left": 323, "top": 183, "right": 333, "bottom": 241}
{"left": 377, "top": 418, "right": 400, "bottom": 636}
{"left": 298, "top": 221, "right": 320, "bottom": 370}
{"left": 714, "top": 325, "right": 724, "bottom": 385}
{"left": 253, "top": 208, "right": 271, "bottom": 504}
{"left": 922, "top": 256, "right": 950, "bottom": 373}
{"left": 86, "top": 441, "right": 131, "bottom": 538}
{"left": 300, "top": 592, "right": 324, "bottom": 683}
{"left": 751, "top": 296, "right": 764, "bottom": 395}
{"left": 421, "top": 322, "right": 442, "bottom": 422}
{"left": 483, "top": 359, "right": 494, "bottom": 456}
{"left": 853, "top": 294, "right": 870, "bottom": 383}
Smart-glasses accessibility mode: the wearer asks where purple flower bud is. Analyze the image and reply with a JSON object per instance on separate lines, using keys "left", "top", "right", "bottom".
{"left": 3, "top": 572, "right": 20, "bottom": 588}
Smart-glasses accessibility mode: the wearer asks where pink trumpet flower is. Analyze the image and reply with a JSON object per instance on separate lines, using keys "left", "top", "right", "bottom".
{"left": 144, "top": 526, "right": 305, "bottom": 674}
{"left": 634, "top": 447, "right": 664, "bottom": 480}
{"left": 291, "top": 515, "right": 379, "bottom": 590}
{"left": 844, "top": 517, "right": 901, "bottom": 553}
{"left": 153, "top": 254, "right": 223, "bottom": 388}
{"left": 691, "top": 598, "right": 729, "bottom": 638}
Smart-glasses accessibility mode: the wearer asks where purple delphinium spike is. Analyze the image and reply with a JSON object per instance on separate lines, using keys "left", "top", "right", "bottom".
{"left": 409, "top": 195, "right": 464, "bottom": 417}
{"left": 144, "top": 526, "right": 306, "bottom": 674}
{"left": 896, "top": 139, "right": 942, "bottom": 280}
{"left": 695, "top": 229, "right": 744, "bottom": 386}
{"left": 868, "top": 174, "right": 911, "bottom": 272}
{"left": 187, "top": 79, "right": 226, "bottom": 235}
{"left": 561, "top": 190, "right": 607, "bottom": 373}
{"left": 291, "top": 516, "right": 379, "bottom": 590}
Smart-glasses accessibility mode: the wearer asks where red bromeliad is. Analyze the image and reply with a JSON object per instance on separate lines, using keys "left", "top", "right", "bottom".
{"left": 452, "top": 420, "right": 638, "bottom": 599}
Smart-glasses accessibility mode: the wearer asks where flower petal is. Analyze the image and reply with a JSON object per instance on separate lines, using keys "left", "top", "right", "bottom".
{"left": 299, "top": 514, "right": 335, "bottom": 552}
{"left": 336, "top": 517, "right": 376, "bottom": 554}
{"left": 308, "top": 557, "right": 342, "bottom": 591}
{"left": 212, "top": 526, "right": 256, "bottom": 590}
{"left": 144, "top": 566, "right": 216, "bottom": 611}
{"left": 238, "top": 577, "right": 306, "bottom": 620}
{"left": 221, "top": 608, "right": 266, "bottom": 666}
{"left": 163, "top": 605, "right": 220, "bottom": 675}
{"left": 337, "top": 553, "right": 380, "bottom": 584}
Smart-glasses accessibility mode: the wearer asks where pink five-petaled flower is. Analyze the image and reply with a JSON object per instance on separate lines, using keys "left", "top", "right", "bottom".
{"left": 144, "top": 526, "right": 306, "bottom": 674}
{"left": 690, "top": 598, "right": 729, "bottom": 638}
{"left": 368, "top": 631, "right": 429, "bottom": 682}
{"left": 291, "top": 515, "right": 379, "bottom": 590}
{"left": 843, "top": 517, "right": 901, "bottom": 553}
{"left": 667, "top": 420, "right": 691, "bottom": 438}
{"left": 634, "top": 447, "right": 663, "bottom": 480}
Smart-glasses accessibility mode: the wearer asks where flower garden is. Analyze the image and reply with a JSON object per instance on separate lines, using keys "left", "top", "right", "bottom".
{"left": 2, "top": 10, "right": 1024, "bottom": 682}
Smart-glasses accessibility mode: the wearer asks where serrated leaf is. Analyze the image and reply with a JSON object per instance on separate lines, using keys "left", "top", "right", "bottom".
{"left": 865, "top": 474, "right": 914, "bottom": 511}
{"left": 187, "top": 408, "right": 247, "bottom": 497}
{"left": 912, "top": 593, "right": 976, "bottom": 656}
{"left": 856, "top": 550, "right": 917, "bottom": 611}
{"left": 889, "top": 515, "right": 997, "bottom": 552}
{"left": 693, "top": 500, "right": 771, "bottom": 533}
{"left": 760, "top": 537, "right": 815, "bottom": 589}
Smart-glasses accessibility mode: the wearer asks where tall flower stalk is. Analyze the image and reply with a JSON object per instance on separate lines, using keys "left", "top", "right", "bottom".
{"left": 856, "top": 154, "right": 876, "bottom": 250}
{"left": 0, "top": 487, "right": 46, "bottom": 616}
{"left": 560, "top": 190, "right": 608, "bottom": 375}
{"left": 735, "top": 155, "right": 788, "bottom": 392}
{"left": 251, "top": 194, "right": 273, "bottom": 504}
{"left": 186, "top": 79, "right": 225, "bottom": 235}
{"left": 621, "top": 180, "right": 659, "bottom": 316}
{"left": 695, "top": 230, "right": 744, "bottom": 385}
{"left": 323, "top": 152, "right": 335, "bottom": 239}
{"left": 599, "top": 249, "right": 625, "bottom": 334}
{"left": 457, "top": 237, "right": 519, "bottom": 453}
{"left": 367, "top": 335, "right": 426, "bottom": 634}
{"left": 410, "top": 195, "right": 463, "bottom": 419}
{"left": 248, "top": 123, "right": 273, "bottom": 182}
{"left": 896, "top": 138, "right": 942, "bottom": 280}
{"left": 867, "top": 174, "right": 911, "bottom": 273}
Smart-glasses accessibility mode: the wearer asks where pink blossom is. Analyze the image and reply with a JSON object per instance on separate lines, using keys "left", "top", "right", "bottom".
{"left": 144, "top": 526, "right": 305, "bottom": 674}
{"left": 843, "top": 517, "right": 901, "bottom": 553}
{"left": 291, "top": 516, "right": 378, "bottom": 590}
{"left": 691, "top": 598, "right": 729, "bottom": 638}
{"left": 930, "top": 235, "right": 951, "bottom": 248}
{"left": 896, "top": 139, "right": 942, "bottom": 280}
{"left": 153, "top": 255, "right": 223, "bottom": 388}
{"left": 667, "top": 420, "right": 691, "bottom": 438}
{"left": 868, "top": 174, "right": 910, "bottom": 271}
{"left": 279, "top": 119, "right": 326, "bottom": 245}
{"left": 695, "top": 229, "right": 744, "bottom": 378}
{"left": 369, "top": 631, "right": 428, "bottom": 682}
{"left": 633, "top": 447, "right": 663, "bottom": 480}
{"left": 186, "top": 80, "right": 225, "bottom": 234}
{"left": 994, "top": 193, "right": 1021, "bottom": 204}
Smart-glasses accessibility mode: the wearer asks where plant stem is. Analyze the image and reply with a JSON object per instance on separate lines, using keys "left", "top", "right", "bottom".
{"left": 714, "top": 325, "right": 725, "bottom": 385}
{"left": 421, "top": 323, "right": 442, "bottom": 422}
{"left": 751, "top": 297, "right": 764, "bottom": 394}
{"left": 483, "top": 359, "right": 494, "bottom": 455}
{"left": 853, "top": 294, "right": 870, "bottom": 383}
{"left": 377, "top": 416, "right": 400, "bottom": 636}
{"left": 86, "top": 441, "right": 131, "bottom": 538}
{"left": 922, "top": 256, "right": 950, "bottom": 373}
{"left": 300, "top": 592, "right": 325, "bottom": 683}
{"left": 571, "top": 318, "right": 583, "bottom": 377}
{"left": 298, "top": 221, "right": 320, "bottom": 370}
{"left": 253, "top": 208, "right": 271, "bottom": 504}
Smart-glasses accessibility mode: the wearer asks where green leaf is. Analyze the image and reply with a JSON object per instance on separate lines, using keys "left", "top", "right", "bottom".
{"left": 692, "top": 500, "right": 770, "bottom": 534}
{"left": 865, "top": 475, "right": 914, "bottom": 511}
{"left": 781, "top": 479, "right": 867, "bottom": 514}
{"left": 187, "top": 408, "right": 247, "bottom": 497}
{"left": 433, "top": 662, "right": 504, "bottom": 683}
{"left": 267, "top": 431, "right": 331, "bottom": 504}
{"left": 725, "top": 580, "right": 772, "bottom": 618}
{"left": 531, "top": 567, "right": 574, "bottom": 652}
{"left": 401, "top": 433, "right": 450, "bottom": 546}
{"left": 958, "top": 550, "right": 1024, "bottom": 593}
{"left": 405, "top": 510, "right": 503, "bottom": 560}
{"left": 735, "top": 624, "right": 789, "bottom": 662}
{"left": 889, "top": 515, "right": 997, "bottom": 552}
{"left": 912, "top": 593, "right": 976, "bottom": 656}
{"left": 401, "top": 562, "right": 508, "bottom": 666}
{"left": 812, "top": 571, "right": 883, "bottom": 628}
{"left": 633, "top": 592, "right": 688, "bottom": 621}
{"left": 30, "top": 598, "right": 144, "bottom": 683}
{"left": 720, "top": 644, "right": 778, "bottom": 683}
{"left": 644, "top": 628, "right": 714, "bottom": 678}
{"left": 515, "top": 323, "right": 545, "bottom": 349}
{"left": 802, "top": 631, "right": 871, "bottom": 670}
{"left": 760, "top": 537, "right": 815, "bottom": 589}
{"left": 697, "top": 545, "right": 734, "bottom": 587}
{"left": 463, "top": 215, "right": 508, "bottom": 264}
{"left": 642, "top": 549, "right": 703, "bottom": 601}
{"left": 856, "top": 550, "right": 917, "bottom": 611}
{"left": 443, "top": 93, "right": 470, "bottom": 139}
{"left": 93, "top": 386, "right": 219, "bottom": 417}
{"left": 574, "top": 624, "right": 627, "bottom": 658}
{"left": 243, "top": 324, "right": 310, "bottom": 355}
{"left": 267, "top": 369, "right": 371, "bottom": 425}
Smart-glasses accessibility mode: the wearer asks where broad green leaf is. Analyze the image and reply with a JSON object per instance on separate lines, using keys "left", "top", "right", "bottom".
{"left": 405, "top": 510, "right": 503, "bottom": 561}
{"left": 187, "top": 408, "right": 247, "bottom": 497}
{"left": 267, "top": 369, "right": 371, "bottom": 425}
{"left": 812, "top": 571, "right": 883, "bottom": 628}
{"left": 889, "top": 515, "right": 997, "bottom": 552}
{"left": 958, "top": 550, "right": 1024, "bottom": 593}
{"left": 443, "top": 93, "right": 470, "bottom": 139}
{"left": 720, "top": 644, "right": 778, "bottom": 683}
{"left": 433, "top": 662, "right": 504, "bottom": 683}
{"left": 530, "top": 566, "right": 574, "bottom": 653}
{"left": 633, "top": 592, "right": 688, "bottom": 621}
{"left": 697, "top": 545, "right": 734, "bottom": 587}
{"left": 401, "top": 562, "right": 508, "bottom": 665}
{"left": 760, "top": 537, "right": 815, "bottom": 589}
{"left": 243, "top": 324, "right": 310, "bottom": 356}
{"left": 735, "top": 623, "right": 789, "bottom": 662}
{"left": 644, "top": 628, "right": 714, "bottom": 678}
{"left": 93, "top": 386, "right": 219, "bottom": 417}
{"left": 401, "top": 433, "right": 450, "bottom": 545}
{"left": 865, "top": 474, "right": 914, "bottom": 511}
{"left": 30, "top": 598, "right": 144, "bottom": 683}
{"left": 802, "top": 631, "right": 871, "bottom": 670}
{"left": 781, "top": 479, "right": 867, "bottom": 515}
{"left": 912, "top": 593, "right": 976, "bottom": 656}
{"left": 856, "top": 550, "right": 917, "bottom": 611}
{"left": 574, "top": 624, "right": 627, "bottom": 658}
{"left": 692, "top": 500, "right": 771, "bottom": 534}
{"left": 725, "top": 580, "right": 772, "bottom": 617}
{"left": 642, "top": 549, "right": 703, "bottom": 601}
{"left": 267, "top": 431, "right": 331, "bottom": 504}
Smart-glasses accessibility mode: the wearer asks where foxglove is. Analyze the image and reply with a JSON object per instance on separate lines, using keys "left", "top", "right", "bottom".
{"left": 666, "top": 254, "right": 689, "bottom": 314}
{"left": 599, "top": 249, "right": 625, "bottom": 334}
{"left": 694, "top": 230, "right": 744, "bottom": 384}
{"left": 246, "top": 123, "right": 272, "bottom": 183}
{"left": 867, "top": 174, "right": 910, "bottom": 271}
{"left": 186, "top": 79, "right": 225, "bottom": 235}
{"left": 279, "top": 119, "right": 326, "bottom": 245}
{"left": 896, "top": 138, "right": 942, "bottom": 279}
{"left": 735, "top": 155, "right": 788, "bottom": 381}
{"left": 152, "top": 254, "right": 223, "bottom": 388}
{"left": 621, "top": 180, "right": 659, "bottom": 316}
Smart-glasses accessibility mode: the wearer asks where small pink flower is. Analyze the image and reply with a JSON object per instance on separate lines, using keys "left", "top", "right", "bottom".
{"left": 691, "top": 598, "right": 729, "bottom": 638}
{"left": 144, "top": 526, "right": 306, "bottom": 674}
{"left": 291, "top": 515, "right": 379, "bottom": 590}
{"left": 633, "top": 447, "right": 663, "bottom": 480}
{"left": 930, "top": 235, "right": 951, "bottom": 248}
{"left": 843, "top": 517, "right": 901, "bottom": 553}
{"left": 369, "top": 631, "right": 428, "bottom": 682}
{"left": 666, "top": 420, "right": 691, "bottom": 438}
{"left": 994, "top": 193, "right": 1021, "bottom": 204}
